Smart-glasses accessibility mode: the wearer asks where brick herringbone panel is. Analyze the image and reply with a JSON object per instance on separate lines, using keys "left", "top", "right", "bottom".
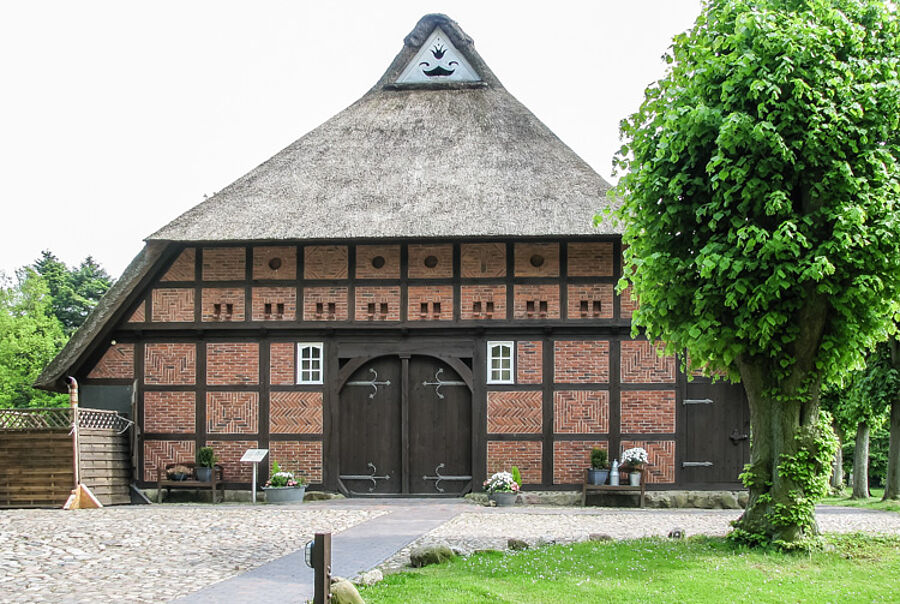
{"left": 620, "top": 341, "right": 676, "bottom": 384}
{"left": 460, "top": 243, "right": 506, "bottom": 278}
{"left": 128, "top": 302, "right": 146, "bottom": 323}
{"left": 408, "top": 244, "right": 453, "bottom": 278}
{"left": 356, "top": 245, "right": 401, "bottom": 279}
{"left": 88, "top": 343, "right": 135, "bottom": 379}
{"left": 252, "top": 246, "right": 297, "bottom": 280}
{"left": 206, "top": 392, "right": 259, "bottom": 434}
{"left": 517, "top": 341, "right": 542, "bottom": 384}
{"left": 143, "top": 440, "right": 194, "bottom": 481}
{"left": 304, "top": 245, "right": 348, "bottom": 279}
{"left": 566, "top": 284, "right": 614, "bottom": 319}
{"left": 151, "top": 288, "right": 195, "bottom": 322}
{"left": 486, "top": 441, "right": 541, "bottom": 484}
{"left": 553, "top": 340, "right": 609, "bottom": 383}
{"left": 270, "top": 392, "right": 323, "bottom": 434}
{"left": 144, "top": 343, "right": 196, "bottom": 385}
{"left": 620, "top": 285, "right": 638, "bottom": 319}
{"left": 144, "top": 391, "right": 195, "bottom": 433}
{"left": 553, "top": 440, "right": 607, "bottom": 484}
{"left": 206, "top": 440, "right": 257, "bottom": 482}
{"left": 567, "top": 242, "right": 614, "bottom": 277}
{"left": 270, "top": 441, "right": 322, "bottom": 483}
{"left": 160, "top": 248, "right": 196, "bottom": 282}
{"left": 487, "top": 391, "right": 542, "bottom": 434}
{"left": 202, "top": 247, "right": 246, "bottom": 281}
{"left": 553, "top": 391, "right": 609, "bottom": 433}
{"left": 620, "top": 440, "right": 675, "bottom": 484}
{"left": 621, "top": 390, "right": 676, "bottom": 433}
{"left": 514, "top": 243, "right": 559, "bottom": 277}
{"left": 206, "top": 343, "right": 259, "bottom": 385}
{"left": 252, "top": 287, "right": 297, "bottom": 321}
{"left": 270, "top": 343, "right": 295, "bottom": 385}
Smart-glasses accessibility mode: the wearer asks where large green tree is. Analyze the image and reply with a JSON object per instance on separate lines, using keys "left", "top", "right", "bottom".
{"left": 613, "top": 0, "right": 900, "bottom": 547}
{"left": 33, "top": 251, "right": 112, "bottom": 334}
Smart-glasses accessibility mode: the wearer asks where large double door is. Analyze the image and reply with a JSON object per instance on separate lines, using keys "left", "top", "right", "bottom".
{"left": 337, "top": 355, "right": 472, "bottom": 496}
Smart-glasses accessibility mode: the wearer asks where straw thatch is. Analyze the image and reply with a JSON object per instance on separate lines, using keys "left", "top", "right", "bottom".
{"left": 149, "top": 14, "right": 616, "bottom": 242}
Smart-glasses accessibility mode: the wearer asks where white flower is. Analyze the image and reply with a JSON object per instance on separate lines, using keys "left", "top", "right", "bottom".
{"left": 622, "top": 447, "right": 649, "bottom": 465}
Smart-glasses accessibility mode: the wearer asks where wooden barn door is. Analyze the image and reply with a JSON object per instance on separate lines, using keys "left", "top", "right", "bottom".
{"left": 681, "top": 379, "right": 750, "bottom": 486}
{"left": 338, "top": 354, "right": 472, "bottom": 496}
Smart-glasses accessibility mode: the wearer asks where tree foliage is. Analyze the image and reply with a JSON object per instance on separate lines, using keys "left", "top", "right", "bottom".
{"left": 32, "top": 251, "right": 112, "bottom": 335}
{"left": 611, "top": 0, "right": 900, "bottom": 547}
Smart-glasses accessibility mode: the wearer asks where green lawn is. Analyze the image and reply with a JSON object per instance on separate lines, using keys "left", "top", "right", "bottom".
{"left": 821, "top": 488, "right": 900, "bottom": 514}
{"left": 360, "top": 534, "right": 900, "bottom": 604}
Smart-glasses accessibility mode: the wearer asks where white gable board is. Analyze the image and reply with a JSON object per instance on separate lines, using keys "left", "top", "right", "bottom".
{"left": 396, "top": 27, "right": 480, "bottom": 84}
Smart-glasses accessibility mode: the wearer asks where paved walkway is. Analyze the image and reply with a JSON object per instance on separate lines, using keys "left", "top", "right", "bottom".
{"left": 175, "top": 499, "right": 468, "bottom": 603}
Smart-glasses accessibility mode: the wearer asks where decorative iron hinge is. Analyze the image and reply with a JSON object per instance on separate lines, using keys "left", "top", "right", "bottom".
{"left": 422, "top": 368, "right": 466, "bottom": 399}
{"left": 682, "top": 398, "right": 714, "bottom": 405}
{"left": 682, "top": 461, "right": 714, "bottom": 467}
{"left": 339, "top": 462, "right": 391, "bottom": 492}
{"left": 347, "top": 368, "right": 391, "bottom": 399}
{"left": 422, "top": 463, "right": 472, "bottom": 493}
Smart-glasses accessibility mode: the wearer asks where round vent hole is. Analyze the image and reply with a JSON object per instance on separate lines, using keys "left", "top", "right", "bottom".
{"left": 371, "top": 256, "right": 386, "bottom": 269}
{"left": 530, "top": 254, "right": 545, "bottom": 268}
{"left": 424, "top": 255, "right": 439, "bottom": 268}
{"left": 268, "top": 257, "right": 283, "bottom": 270}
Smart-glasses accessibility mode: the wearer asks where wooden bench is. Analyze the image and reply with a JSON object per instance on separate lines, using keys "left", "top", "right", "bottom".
{"left": 582, "top": 467, "right": 646, "bottom": 507}
{"left": 156, "top": 462, "right": 224, "bottom": 503}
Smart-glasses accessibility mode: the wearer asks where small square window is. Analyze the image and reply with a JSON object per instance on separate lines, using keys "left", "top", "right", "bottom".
{"left": 487, "top": 341, "right": 514, "bottom": 384}
{"left": 297, "top": 343, "right": 324, "bottom": 384}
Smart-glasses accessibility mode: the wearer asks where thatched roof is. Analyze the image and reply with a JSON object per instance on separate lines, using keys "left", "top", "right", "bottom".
{"left": 149, "top": 14, "right": 617, "bottom": 242}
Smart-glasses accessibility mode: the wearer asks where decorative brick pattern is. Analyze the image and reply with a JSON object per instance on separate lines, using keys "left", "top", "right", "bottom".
{"left": 144, "top": 344, "right": 196, "bottom": 385}
{"left": 252, "top": 246, "right": 297, "bottom": 280}
{"left": 87, "top": 343, "right": 135, "bottom": 379}
{"left": 304, "top": 246, "right": 348, "bottom": 280}
{"left": 128, "top": 301, "right": 146, "bottom": 323}
{"left": 517, "top": 341, "right": 542, "bottom": 384}
{"left": 206, "top": 392, "right": 259, "bottom": 434}
{"left": 460, "top": 243, "right": 506, "bottom": 278}
{"left": 567, "top": 242, "right": 614, "bottom": 276}
{"left": 354, "top": 286, "right": 401, "bottom": 321}
{"left": 553, "top": 340, "right": 609, "bottom": 383}
{"left": 566, "top": 284, "right": 614, "bottom": 319}
{"left": 356, "top": 245, "right": 401, "bottom": 279}
{"left": 620, "top": 341, "right": 676, "bottom": 383}
{"left": 202, "top": 247, "right": 246, "bottom": 281}
{"left": 514, "top": 242, "right": 559, "bottom": 277}
{"left": 302, "top": 287, "right": 349, "bottom": 321}
{"left": 460, "top": 285, "right": 506, "bottom": 320}
{"left": 621, "top": 390, "right": 676, "bottom": 433}
{"left": 143, "top": 391, "right": 195, "bottom": 433}
{"left": 151, "top": 288, "right": 195, "bottom": 323}
{"left": 206, "top": 440, "right": 258, "bottom": 483}
{"left": 513, "top": 284, "right": 560, "bottom": 320}
{"left": 206, "top": 343, "right": 259, "bottom": 385}
{"left": 620, "top": 285, "right": 638, "bottom": 319}
{"left": 487, "top": 391, "right": 542, "bottom": 434}
{"left": 270, "top": 342, "right": 295, "bottom": 385}
{"left": 270, "top": 440, "right": 323, "bottom": 483}
{"left": 553, "top": 391, "right": 609, "bottom": 433}
{"left": 143, "top": 440, "right": 194, "bottom": 481}
{"left": 553, "top": 440, "right": 607, "bottom": 484}
{"left": 407, "top": 286, "right": 453, "bottom": 321}
{"left": 251, "top": 287, "right": 297, "bottom": 321}
{"left": 160, "top": 248, "right": 196, "bottom": 282}
{"left": 407, "top": 244, "right": 453, "bottom": 279}
{"left": 270, "top": 392, "right": 323, "bottom": 434}
{"left": 620, "top": 439, "right": 676, "bottom": 483}
{"left": 201, "top": 288, "right": 245, "bottom": 322}
{"left": 486, "top": 441, "right": 542, "bottom": 484}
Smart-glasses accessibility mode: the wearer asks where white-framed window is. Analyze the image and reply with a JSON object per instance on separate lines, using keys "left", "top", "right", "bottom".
{"left": 487, "top": 341, "right": 514, "bottom": 384}
{"left": 297, "top": 343, "right": 324, "bottom": 384}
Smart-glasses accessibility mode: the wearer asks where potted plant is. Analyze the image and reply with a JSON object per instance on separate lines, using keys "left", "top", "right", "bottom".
{"left": 622, "top": 447, "right": 649, "bottom": 486}
{"left": 483, "top": 470, "right": 519, "bottom": 506}
{"left": 167, "top": 464, "right": 191, "bottom": 481}
{"left": 263, "top": 460, "right": 307, "bottom": 504}
{"left": 196, "top": 447, "right": 217, "bottom": 482}
{"left": 588, "top": 447, "right": 610, "bottom": 485}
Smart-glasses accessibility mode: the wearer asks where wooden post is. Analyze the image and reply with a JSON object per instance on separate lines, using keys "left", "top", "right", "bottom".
{"left": 313, "top": 532, "right": 332, "bottom": 603}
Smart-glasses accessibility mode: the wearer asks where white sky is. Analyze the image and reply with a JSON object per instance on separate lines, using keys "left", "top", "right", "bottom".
{"left": 0, "top": 1, "right": 702, "bottom": 279}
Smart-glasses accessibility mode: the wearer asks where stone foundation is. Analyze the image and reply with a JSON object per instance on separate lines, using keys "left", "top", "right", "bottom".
{"left": 465, "top": 490, "right": 749, "bottom": 509}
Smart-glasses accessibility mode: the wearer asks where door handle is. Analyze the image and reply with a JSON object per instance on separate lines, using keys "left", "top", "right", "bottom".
{"left": 729, "top": 429, "right": 749, "bottom": 445}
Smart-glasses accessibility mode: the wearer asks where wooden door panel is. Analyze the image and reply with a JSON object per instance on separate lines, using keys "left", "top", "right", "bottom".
{"left": 682, "top": 380, "right": 749, "bottom": 485}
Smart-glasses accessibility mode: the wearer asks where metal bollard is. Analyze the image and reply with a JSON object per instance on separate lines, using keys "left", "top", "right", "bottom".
{"left": 305, "top": 532, "right": 332, "bottom": 603}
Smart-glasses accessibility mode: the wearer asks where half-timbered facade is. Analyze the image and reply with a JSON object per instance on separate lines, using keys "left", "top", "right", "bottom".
{"left": 37, "top": 14, "right": 749, "bottom": 496}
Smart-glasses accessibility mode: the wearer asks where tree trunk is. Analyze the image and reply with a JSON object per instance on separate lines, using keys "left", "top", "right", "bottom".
{"left": 830, "top": 426, "right": 844, "bottom": 494}
{"left": 851, "top": 421, "right": 870, "bottom": 499}
{"left": 885, "top": 339, "right": 900, "bottom": 501}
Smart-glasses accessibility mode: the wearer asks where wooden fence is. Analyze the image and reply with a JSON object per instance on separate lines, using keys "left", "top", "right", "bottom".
{"left": 0, "top": 408, "right": 132, "bottom": 508}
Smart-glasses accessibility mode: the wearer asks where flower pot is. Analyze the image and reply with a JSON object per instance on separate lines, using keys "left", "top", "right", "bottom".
{"left": 195, "top": 467, "right": 213, "bottom": 482}
{"left": 629, "top": 471, "right": 642, "bottom": 486}
{"left": 588, "top": 469, "right": 609, "bottom": 485}
{"left": 491, "top": 492, "right": 518, "bottom": 507}
{"left": 263, "top": 485, "right": 306, "bottom": 504}
{"left": 168, "top": 472, "right": 189, "bottom": 481}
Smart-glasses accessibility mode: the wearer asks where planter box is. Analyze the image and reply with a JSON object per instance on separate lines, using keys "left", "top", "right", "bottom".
{"left": 263, "top": 486, "right": 306, "bottom": 504}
